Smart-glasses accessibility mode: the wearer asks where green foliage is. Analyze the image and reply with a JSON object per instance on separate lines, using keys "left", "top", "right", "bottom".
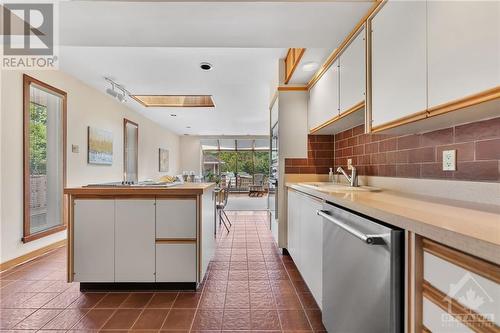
{"left": 29, "top": 103, "right": 47, "bottom": 175}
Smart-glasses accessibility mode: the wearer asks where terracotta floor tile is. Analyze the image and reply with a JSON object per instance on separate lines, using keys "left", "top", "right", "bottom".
{"left": 0, "top": 309, "right": 36, "bottom": 329}
{"left": 147, "top": 292, "right": 178, "bottom": 309}
{"left": 278, "top": 310, "right": 312, "bottom": 331}
{"left": 250, "top": 310, "right": 281, "bottom": 330}
{"left": 271, "top": 280, "right": 296, "bottom": 294}
{"left": 250, "top": 293, "right": 276, "bottom": 310}
{"left": 42, "top": 308, "right": 88, "bottom": 330}
{"left": 224, "top": 293, "right": 250, "bottom": 309}
{"left": 172, "top": 292, "right": 201, "bottom": 309}
{"left": 249, "top": 280, "right": 272, "bottom": 293}
{"left": 102, "top": 308, "right": 141, "bottom": 329}
{"left": 43, "top": 291, "right": 82, "bottom": 309}
{"left": 222, "top": 309, "right": 251, "bottom": 330}
{"left": 161, "top": 308, "right": 196, "bottom": 330}
{"left": 191, "top": 309, "right": 223, "bottom": 330}
{"left": 248, "top": 270, "right": 269, "bottom": 280}
{"left": 94, "top": 293, "right": 129, "bottom": 308}
{"left": 210, "top": 262, "right": 230, "bottom": 270}
{"left": 13, "top": 309, "right": 61, "bottom": 329}
{"left": 229, "top": 261, "right": 248, "bottom": 270}
{"left": 1, "top": 292, "right": 37, "bottom": 308}
{"left": 228, "top": 270, "right": 249, "bottom": 281}
{"left": 297, "top": 292, "right": 320, "bottom": 310}
{"left": 121, "top": 292, "right": 154, "bottom": 308}
{"left": 67, "top": 292, "right": 106, "bottom": 309}
{"left": 203, "top": 280, "right": 227, "bottom": 293}
{"left": 275, "top": 292, "right": 303, "bottom": 310}
{"left": 132, "top": 309, "right": 169, "bottom": 330}
{"left": 72, "top": 308, "right": 114, "bottom": 329}
{"left": 199, "top": 292, "right": 225, "bottom": 309}
{"left": 207, "top": 270, "right": 229, "bottom": 280}
{"left": 306, "top": 309, "right": 326, "bottom": 331}
{"left": 17, "top": 292, "right": 59, "bottom": 308}
{"left": 226, "top": 280, "right": 249, "bottom": 293}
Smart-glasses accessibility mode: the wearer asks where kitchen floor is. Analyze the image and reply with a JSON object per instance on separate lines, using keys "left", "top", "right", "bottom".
{"left": 0, "top": 211, "right": 325, "bottom": 332}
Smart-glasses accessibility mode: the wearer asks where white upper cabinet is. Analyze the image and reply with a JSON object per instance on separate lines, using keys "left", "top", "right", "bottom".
{"left": 370, "top": 0, "right": 427, "bottom": 128}
{"left": 308, "top": 59, "right": 339, "bottom": 131}
{"left": 427, "top": 1, "right": 500, "bottom": 108}
{"left": 340, "top": 27, "right": 366, "bottom": 113}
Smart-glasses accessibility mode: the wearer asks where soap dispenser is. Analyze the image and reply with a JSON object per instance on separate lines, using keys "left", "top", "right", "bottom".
{"left": 328, "top": 167, "right": 334, "bottom": 182}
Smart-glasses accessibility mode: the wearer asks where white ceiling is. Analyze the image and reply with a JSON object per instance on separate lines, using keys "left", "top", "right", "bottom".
{"left": 58, "top": 1, "right": 373, "bottom": 136}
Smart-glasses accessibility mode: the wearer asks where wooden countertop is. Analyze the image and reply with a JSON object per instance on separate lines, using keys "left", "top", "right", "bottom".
{"left": 287, "top": 182, "right": 500, "bottom": 264}
{"left": 65, "top": 182, "right": 216, "bottom": 196}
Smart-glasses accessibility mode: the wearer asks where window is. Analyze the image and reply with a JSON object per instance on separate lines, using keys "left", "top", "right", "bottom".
{"left": 23, "top": 75, "right": 67, "bottom": 242}
{"left": 123, "top": 119, "right": 138, "bottom": 184}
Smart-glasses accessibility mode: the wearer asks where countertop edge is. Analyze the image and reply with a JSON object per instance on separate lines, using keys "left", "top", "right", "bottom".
{"left": 64, "top": 183, "right": 216, "bottom": 196}
{"left": 287, "top": 183, "right": 500, "bottom": 265}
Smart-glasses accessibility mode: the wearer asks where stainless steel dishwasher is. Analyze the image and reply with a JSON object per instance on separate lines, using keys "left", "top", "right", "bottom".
{"left": 318, "top": 202, "right": 403, "bottom": 333}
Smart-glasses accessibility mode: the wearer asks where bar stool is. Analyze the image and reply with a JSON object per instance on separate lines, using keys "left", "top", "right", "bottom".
{"left": 217, "top": 187, "right": 232, "bottom": 233}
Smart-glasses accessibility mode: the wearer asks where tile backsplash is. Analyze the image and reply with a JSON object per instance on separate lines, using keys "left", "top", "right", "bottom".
{"left": 285, "top": 116, "right": 500, "bottom": 182}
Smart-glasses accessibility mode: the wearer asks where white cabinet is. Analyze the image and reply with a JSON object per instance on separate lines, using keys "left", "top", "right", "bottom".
{"left": 308, "top": 59, "right": 339, "bottom": 130}
{"left": 287, "top": 189, "right": 323, "bottom": 309}
{"left": 427, "top": 1, "right": 500, "bottom": 108}
{"left": 370, "top": 0, "right": 427, "bottom": 128}
{"left": 299, "top": 193, "right": 323, "bottom": 308}
{"left": 115, "top": 199, "right": 156, "bottom": 282}
{"left": 340, "top": 28, "right": 366, "bottom": 113}
{"left": 156, "top": 199, "right": 197, "bottom": 239}
{"left": 156, "top": 243, "right": 197, "bottom": 282}
{"left": 73, "top": 199, "right": 115, "bottom": 282}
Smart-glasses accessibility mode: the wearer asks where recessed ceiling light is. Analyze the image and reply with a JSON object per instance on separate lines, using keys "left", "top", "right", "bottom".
{"left": 200, "top": 62, "right": 213, "bottom": 71}
{"left": 186, "top": 126, "right": 191, "bottom": 129}
{"left": 170, "top": 114, "right": 177, "bottom": 117}
{"left": 302, "top": 61, "right": 319, "bottom": 72}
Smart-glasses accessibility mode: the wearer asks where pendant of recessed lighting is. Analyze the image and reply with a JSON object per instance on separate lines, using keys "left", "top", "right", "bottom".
{"left": 105, "top": 77, "right": 130, "bottom": 103}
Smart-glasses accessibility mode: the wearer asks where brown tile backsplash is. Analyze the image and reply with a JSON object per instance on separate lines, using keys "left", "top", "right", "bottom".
{"left": 285, "top": 116, "right": 500, "bottom": 182}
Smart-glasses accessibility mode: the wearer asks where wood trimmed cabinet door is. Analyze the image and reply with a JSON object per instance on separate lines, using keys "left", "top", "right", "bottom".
{"left": 427, "top": 1, "right": 500, "bottom": 108}
{"left": 308, "top": 59, "right": 340, "bottom": 131}
{"left": 73, "top": 199, "right": 115, "bottom": 282}
{"left": 115, "top": 199, "right": 156, "bottom": 282}
{"left": 339, "top": 27, "right": 366, "bottom": 114}
{"left": 370, "top": 0, "right": 427, "bottom": 128}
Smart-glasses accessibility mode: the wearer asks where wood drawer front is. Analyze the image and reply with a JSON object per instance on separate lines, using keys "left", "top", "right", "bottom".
{"left": 155, "top": 243, "right": 197, "bottom": 282}
{"left": 156, "top": 199, "right": 197, "bottom": 238}
{"left": 424, "top": 252, "right": 500, "bottom": 326}
{"left": 423, "top": 298, "right": 474, "bottom": 333}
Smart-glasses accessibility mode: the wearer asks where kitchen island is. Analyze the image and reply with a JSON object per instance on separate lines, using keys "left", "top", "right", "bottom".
{"left": 64, "top": 183, "right": 216, "bottom": 291}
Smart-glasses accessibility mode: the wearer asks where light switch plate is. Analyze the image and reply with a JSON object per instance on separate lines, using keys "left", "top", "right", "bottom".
{"left": 347, "top": 158, "right": 353, "bottom": 170}
{"left": 71, "top": 144, "right": 79, "bottom": 153}
{"left": 442, "top": 150, "right": 456, "bottom": 171}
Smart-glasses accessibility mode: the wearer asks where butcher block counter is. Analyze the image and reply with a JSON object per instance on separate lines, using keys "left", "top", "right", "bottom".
{"left": 64, "top": 183, "right": 216, "bottom": 291}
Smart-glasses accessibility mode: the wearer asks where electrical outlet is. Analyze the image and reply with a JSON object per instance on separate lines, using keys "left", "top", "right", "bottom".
{"left": 347, "top": 158, "right": 353, "bottom": 170}
{"left": 442, "top": 150, "right": 456, "bottom": 171}
{"left": 71, "top": 144, "right": 79, "bottom": 153}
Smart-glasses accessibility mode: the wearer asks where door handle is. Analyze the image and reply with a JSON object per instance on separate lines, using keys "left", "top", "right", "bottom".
{"left": 317, "top": 210, "right": 386, "bottom": 245}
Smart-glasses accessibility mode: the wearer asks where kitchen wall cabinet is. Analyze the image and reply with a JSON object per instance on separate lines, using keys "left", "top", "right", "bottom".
{"left": 73, "top": 199, "right": 115, "bottom": 282}
{"left": 427, "top": 1, "right": 500, "bottom": 108}
{"left": 308, "top": 59, "right": 339, "bottom": 131}
{"left": 156, "top": 243, "right": 197, "bottom": 282}
{"left": 370, "top": 0, "right": 427, "bottom": 128}
{"left": 287, "top": 189, "right": 323, "bottom": 308}
{"left": 115, "top": 199, "right": 156, "bottom": 282}
{"left": 156, "top": 199, "right": 197, "bottom": 239}
{"left": 339, "top": 27, "right": 365, "bottom": 113}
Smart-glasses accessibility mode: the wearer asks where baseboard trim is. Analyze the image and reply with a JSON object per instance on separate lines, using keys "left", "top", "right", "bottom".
{"left": 0, "top": 239, "right": 67, "bottom": 272}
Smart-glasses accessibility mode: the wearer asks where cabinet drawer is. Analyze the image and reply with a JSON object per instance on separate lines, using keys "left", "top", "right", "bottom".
{"left": 156, "top": 199, "right": 197, "bottom": 238}
{"left": 156, "top": 243, "right": 197, "bottom": 282}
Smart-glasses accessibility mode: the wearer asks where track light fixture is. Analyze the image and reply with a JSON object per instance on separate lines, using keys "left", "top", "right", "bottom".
{"left": 104, "top": 77, "right": 130, "bottom": 103}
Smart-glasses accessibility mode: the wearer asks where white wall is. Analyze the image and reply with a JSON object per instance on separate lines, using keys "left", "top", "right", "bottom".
{"left": 179, "top": 135, "right": 202, "bottom": 175}
{"left": 0, "top": 69, "right": 180, "bottom": 264}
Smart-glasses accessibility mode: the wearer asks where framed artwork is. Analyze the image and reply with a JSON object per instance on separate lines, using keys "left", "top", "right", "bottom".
{"left": 159, "top": 148, "right": 169, "bottom": 172}
{"left": 87, "top": 127, "right": 113, "bottom": 165}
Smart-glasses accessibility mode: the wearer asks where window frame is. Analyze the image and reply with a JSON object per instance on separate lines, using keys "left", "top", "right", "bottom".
{"left": 23, "top": 74, "right": 67, "bottom": 243}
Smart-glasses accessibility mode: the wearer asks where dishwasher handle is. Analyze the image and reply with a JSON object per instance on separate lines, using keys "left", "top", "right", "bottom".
{"left": 317, "top": 210, "right": 387, "bottom": 245}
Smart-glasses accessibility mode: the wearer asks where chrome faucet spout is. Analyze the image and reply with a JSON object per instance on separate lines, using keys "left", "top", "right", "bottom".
{"left": 336, "top": 166, "right": 358, "bottom": 187}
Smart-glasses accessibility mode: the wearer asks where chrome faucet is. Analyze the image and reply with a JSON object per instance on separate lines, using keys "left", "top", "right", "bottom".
{"left": 337, "top": 166, "right": 358, "bottom": 187}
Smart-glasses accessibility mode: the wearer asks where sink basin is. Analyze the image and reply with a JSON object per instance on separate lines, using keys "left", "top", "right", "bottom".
{"left": 298, "top": 182, "right": 381, "bottom": 192}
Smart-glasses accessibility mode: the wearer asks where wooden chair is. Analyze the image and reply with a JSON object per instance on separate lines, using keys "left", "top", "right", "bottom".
{"left": 216, "top": 187, "right": 232, "bottom": 232}
{"left": 249, "top": 173, "right": 265, "bottom": 197}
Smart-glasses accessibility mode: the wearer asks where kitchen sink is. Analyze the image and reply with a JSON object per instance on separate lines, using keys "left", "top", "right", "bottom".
{"left": 298, "top": 182, "right": 381, "bottom": 192}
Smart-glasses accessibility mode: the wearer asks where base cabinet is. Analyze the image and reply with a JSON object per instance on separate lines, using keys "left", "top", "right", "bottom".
{"left": 73, "top": 199, "right": 115, "bottom": 282}
{"left": 115, "top": 199, "right": 155, "bottom": 282}
{"left": 156, "top": 243, "right": 197, "bottom": 282}
{"left": 287, "top": 189, "right": 323, "bottom": 309}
